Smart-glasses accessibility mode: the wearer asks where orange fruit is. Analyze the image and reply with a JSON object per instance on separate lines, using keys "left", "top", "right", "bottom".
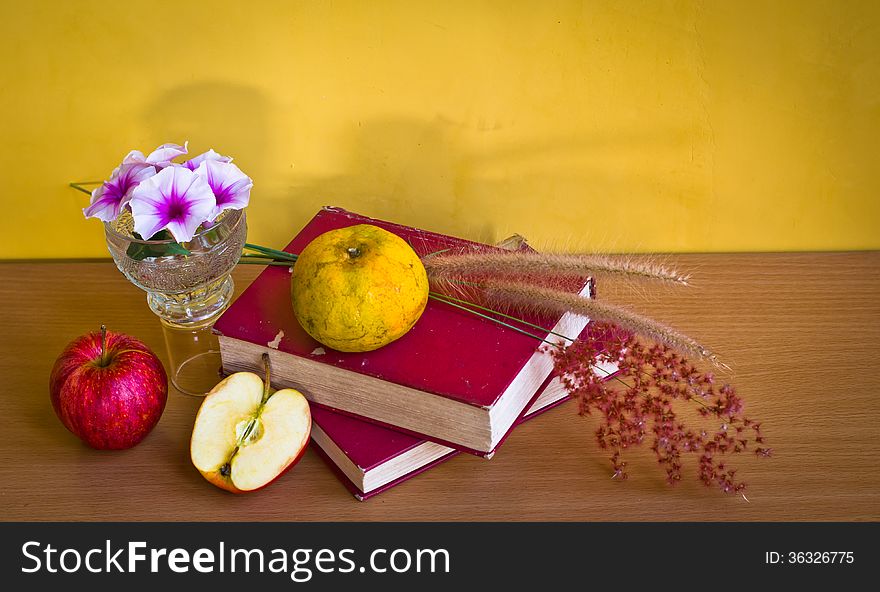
{"left": 291, "top": 224, "right": 429, "bottom": 352}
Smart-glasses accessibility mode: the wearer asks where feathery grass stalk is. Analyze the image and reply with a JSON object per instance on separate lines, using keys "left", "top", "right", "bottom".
{"left": 481, "top": 279, "right": 720, "bottom": 366}
{"left": 423, "top": 251, "right": 690, "bottom": 286}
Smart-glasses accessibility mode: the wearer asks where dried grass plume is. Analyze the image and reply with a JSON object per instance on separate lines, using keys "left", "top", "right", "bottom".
{"left": 478, "top": 279, "right": 723, "bottom": 367}
{"left": 423, "top": 250, "right": 690, "bottom": 286}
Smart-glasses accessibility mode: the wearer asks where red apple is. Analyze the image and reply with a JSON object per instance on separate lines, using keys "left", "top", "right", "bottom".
{"left": 49, "top": 325, "right": 168, "bottom": 450}
{"left": 190, "top": 354, "right": 311, "bottom": 493}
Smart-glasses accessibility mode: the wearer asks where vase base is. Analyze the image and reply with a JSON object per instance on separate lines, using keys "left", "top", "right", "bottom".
{"left": 169, "top": 349, "right": 225, "bottom": 397}
{"left": 160, "top": 318, "right": 227, "bottom": 397}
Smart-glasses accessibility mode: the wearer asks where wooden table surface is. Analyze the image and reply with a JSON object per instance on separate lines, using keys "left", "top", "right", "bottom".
{"left": 1, "top": 253, "right": 878, "bottom": 521}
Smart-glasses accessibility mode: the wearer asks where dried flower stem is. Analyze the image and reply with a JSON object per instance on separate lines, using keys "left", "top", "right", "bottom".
{"left": 428, "top": 292, "right": 554, "bottom": 344}
{"left": 430, "top": 291, "right": 576, "bottom": 344}
{"left": 424, "top": 251, "right": 690, "bottom": 286}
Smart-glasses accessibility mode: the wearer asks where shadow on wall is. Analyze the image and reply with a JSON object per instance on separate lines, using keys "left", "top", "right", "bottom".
{"left": 141, "top": 84, "right": 491, "bottom": 243}
{"left": 143, "top": 84, "right": 703, "bottom": 250}
{"left": 277, "top": 116, "right": 498, "bottom": 246}
{"left": 142, "top": 81, "right": 271, "bottom": 186}
{"left": 277, "top": 115, "right": 704, "bottom": 250}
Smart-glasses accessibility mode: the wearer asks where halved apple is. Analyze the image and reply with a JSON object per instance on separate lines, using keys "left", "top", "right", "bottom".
{"left": 190, "top": 355, "right": 311, "bottom": 493}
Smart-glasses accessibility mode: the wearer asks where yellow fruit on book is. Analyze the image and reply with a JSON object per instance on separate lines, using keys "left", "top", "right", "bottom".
{"left": 291, "top": 224, "right": 429, "bottom": 352}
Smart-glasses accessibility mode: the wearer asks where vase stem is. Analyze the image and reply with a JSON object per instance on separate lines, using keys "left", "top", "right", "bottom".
{"left": 147, "top": 275, "right": 234, "bottom": 326}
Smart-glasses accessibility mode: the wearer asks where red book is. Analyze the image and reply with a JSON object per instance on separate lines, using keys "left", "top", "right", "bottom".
{"left": 214, "top": 207, "right": 594, "bottom": 456}
{"left": 311, "top": 349, "right": 619, "bottom": 500}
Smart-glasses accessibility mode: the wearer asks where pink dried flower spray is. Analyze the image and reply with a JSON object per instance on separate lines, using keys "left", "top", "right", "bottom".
{"left": 550, "top": 323, "right": 769, "bottom": 496}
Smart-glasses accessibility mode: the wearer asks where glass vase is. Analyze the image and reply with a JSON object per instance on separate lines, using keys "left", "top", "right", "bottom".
{"left": 104, "top": 208, "right": 247, "bottom": 396}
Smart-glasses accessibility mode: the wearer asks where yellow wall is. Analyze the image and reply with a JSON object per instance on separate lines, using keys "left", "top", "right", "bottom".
{"left": 1, "top": 0, "right": 877, "bottom": 258}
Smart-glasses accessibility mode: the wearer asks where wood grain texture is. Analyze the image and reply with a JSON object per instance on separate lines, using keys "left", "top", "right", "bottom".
{"left": 1, "top": 253, "right": 878, "bottom": 521}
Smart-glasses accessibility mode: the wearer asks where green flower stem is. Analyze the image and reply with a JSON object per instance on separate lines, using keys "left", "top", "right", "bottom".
{"left": 244, "top": 243, "right": 298, "bottom": 261}
{"left": 237, "top": 259, "right": 295, "bottom": 266}
{"left": 69, "top": 181, "right": 101, "bottom": 195}
{"left": 239, "top": 253, "right": 290, "bottom": 260}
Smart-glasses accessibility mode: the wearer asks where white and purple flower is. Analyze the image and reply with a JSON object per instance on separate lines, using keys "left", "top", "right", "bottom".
{"left": 83, "top": 142, "right": 253, "bottom": 245}
{"left": 184, "top": 148, "right": 232, "bottom": 171}
{"left": 123, "top": 142, "right": 189, "bottom": 170}
{"left": 129, "top": 166, "right": 217, "bottom": 243}
{"left": 83, "top": 162, "right": 157, "bottom": 222}
{"left": 195, "top": 159, "right": 253, "bottom": 220}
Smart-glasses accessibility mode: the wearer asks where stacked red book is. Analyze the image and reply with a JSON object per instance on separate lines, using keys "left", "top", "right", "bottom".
{"left": 214, "top": 207, "right": 614, "bottom": 499}
{"left": 310, "top": 348, "right": 618, "bottom": 500}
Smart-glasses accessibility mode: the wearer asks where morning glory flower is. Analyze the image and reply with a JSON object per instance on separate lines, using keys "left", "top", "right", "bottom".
{"left": 123, "top": 141, "right": 189, "bottom": 169}
{"left": 129, "top": 165, "right": 217, "bottom": 243}
{"left": 183, "top": 148, "right": 232, "bottom": 171}
{"left": 195, "top": 159, "right": 253, "bottom": 220}
{"left": 83, "top": 163, "right": 157, "bottom": 222}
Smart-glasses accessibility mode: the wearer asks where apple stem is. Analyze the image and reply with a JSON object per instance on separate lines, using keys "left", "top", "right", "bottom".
{"left": 261, "top": 352, "right": 273, "bottom": 404}
{"left": 99, "top": 325, "right": 109, "bottom": 367}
